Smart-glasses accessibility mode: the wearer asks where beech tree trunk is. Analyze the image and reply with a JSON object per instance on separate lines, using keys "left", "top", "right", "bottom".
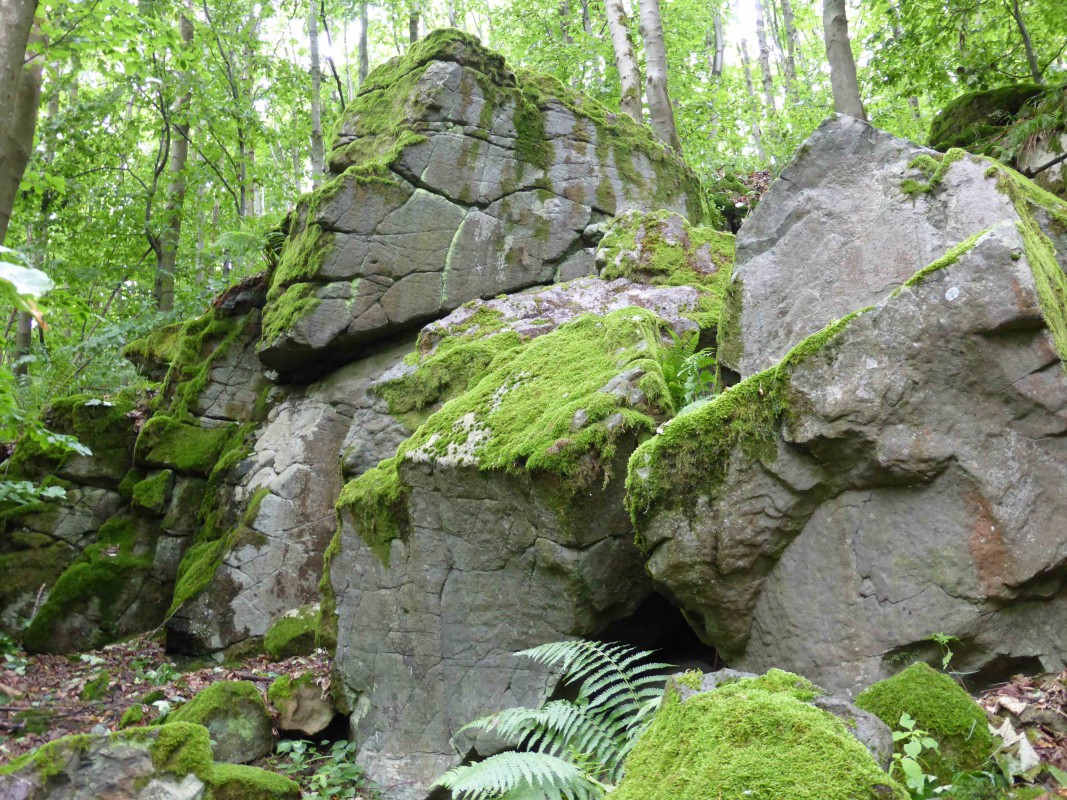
{"left": 740, "top": 40, "right": 767, "bottom": 162}
{"left": 638, "top": 0, "right": 682, "bottom": 153}
{"left": 309, "top": 0, "right": 325, "bottom": 186}
{"left": 779, "top": 0, "right": 799, "bottom": 99}
{"left": 154, "top": 14, "right": 194, "bottom": 312}
{"left": 822, "top": 0, "right": 866, "bottom": 121}
{"left": 359, "top": 0, "right": 370, "bottom": 85}
{"left": 754, "top": 0, "right": 776, "bottom": 112}
{"left": 0, "top": 0, "right": 41, "bottom": 246}
{"left": 605, "top": 0, "right": 642, "bottom": 122}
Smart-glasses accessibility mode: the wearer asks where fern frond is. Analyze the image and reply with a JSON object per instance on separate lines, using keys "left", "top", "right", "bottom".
{"left": 431, "top": 752, "right": 607, "bottom": 800}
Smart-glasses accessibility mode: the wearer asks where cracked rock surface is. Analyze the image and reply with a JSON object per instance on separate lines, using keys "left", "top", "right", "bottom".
{"left": 258, "top": 32, "right": 705, "bottom": 379}
{"left": 638, "top": 122, "right": 1067, "bottom": 695}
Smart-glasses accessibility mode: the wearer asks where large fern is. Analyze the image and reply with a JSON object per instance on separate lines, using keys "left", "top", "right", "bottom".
{"left": 656, "top": 329, "right": 717, "bottom": 412}
{"left": 431, "top": 640, "right": 671, "bottom": 800}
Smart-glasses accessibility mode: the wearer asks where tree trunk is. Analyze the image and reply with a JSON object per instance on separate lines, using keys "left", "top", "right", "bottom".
{"left": 409, "top": 7, "right": 419, "bottom": 44}
{"left": 604, "top": 0, "right": 642, "bottom": 122}
{"left": 779, "top": 0, "right": 799, "bottom": 99}
{"left": 154, "top": 14, "right": 194, "bottom": 312}
{"left": 0, "top": 6, "right": 42, "bottom": 246}
{"left": 359, "top": 0, "right": 370, "bottom": 85}
{"left": 822, "top": 0, "right": 866, "bottom": 121}
{"left": 740, "top": 40, "right": 767, "bottom": 162}
{"left": 706, "top": 12, "right": 724, "bottom": 77}
{"left": 446, "top": 0, "right": 459, "bottom": 28}
{"left": 309, "top": 0, "right": 325, "bottom": 187}
{"left": 885, "top": 0, "right": 923, "bottom": 122}
{"left": 754, "top": 0, "right": 776, "bottom": 111}
{"left": 1009, "top": 0, "right": 1042, "bottom": 83}
{"left": 638, "top": 0, "right": 682, "bottom": 153}
{"left": 0, "top": 0, "right": 37, "bottom": 152}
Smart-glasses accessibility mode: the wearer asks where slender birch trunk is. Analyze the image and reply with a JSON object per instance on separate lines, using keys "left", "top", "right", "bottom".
{"left": 740, "top": 41, "right": 767, "bottom": 162}
{"left": 359, "top": 0, "right": 370, "bottom": 85}
{"left": 638, "top": 0, "right": 682, "bottom": 153}
{"left": 754, "top": 0, "right": 776, "bottom": 112}
{"left": 779, "top": 0, "right": 799, "bottom": 100}
{"left": 309, "top": 0, "right": 325, "bottom": 187}
{"left": 1009, "top": 0, "right": 1042, "bottom": 83}
{"left": 605, "top": 0, "right": 642, "bottom": 122}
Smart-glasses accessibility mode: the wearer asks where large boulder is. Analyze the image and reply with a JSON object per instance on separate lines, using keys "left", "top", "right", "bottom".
{"left": 257, "top": 29, "right": 710, "bottom": 380}
{"left": 326, "top": 270, "right": 726, "bottom": 797}
{"left": 629, "top": 118, "right": 1067, "bottom": 695}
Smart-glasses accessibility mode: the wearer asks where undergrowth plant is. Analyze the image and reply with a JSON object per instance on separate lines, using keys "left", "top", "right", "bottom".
{"left": 271, "top": 739, "right": 377, "bottom": 800}
{"left": 892, "top": 712, "right": 947, "bottom": 798}
{"left": 657, "top": 330, "right": 716, "bottom": 412}
{"left": 432, "top": 640, "right": 671, "bottom": 800}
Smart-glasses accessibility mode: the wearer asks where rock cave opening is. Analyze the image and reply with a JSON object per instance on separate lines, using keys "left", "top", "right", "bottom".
{"left": 597, "top": 591, "right": 722, "bottom": 673}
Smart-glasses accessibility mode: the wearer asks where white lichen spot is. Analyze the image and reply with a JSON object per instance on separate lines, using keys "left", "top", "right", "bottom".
{"left": 945, "top": 286, "right": 960, "bottom": 301}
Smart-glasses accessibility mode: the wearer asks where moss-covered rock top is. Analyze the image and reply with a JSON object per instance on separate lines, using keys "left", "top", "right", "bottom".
{"left": 263, "top": 604, "right": 319, "bottom": 661}
{"left": 337, "top": 306, "right": 680, "bottom": 562}
{"left": 167, "top": 680, "right": 274, "bottom": 765}
{"left": 855, "top": 663, "right": 994, "bottom": 782}
{"left": 929, "top": 83, "right": 1046, "bottom": 153}
{"left": 612, "top": 680, "right": 905, "bottom": 800}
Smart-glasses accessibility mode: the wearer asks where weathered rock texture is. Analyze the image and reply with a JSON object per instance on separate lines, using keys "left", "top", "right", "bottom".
{"left": 630, "top": 118, "right": 1067, "bottom": 695}
{"left": 721, "top": 114, "right": 1023, "bottom": 375}
{"left": 257, "top": 29, "right": 709, "bottom": 380}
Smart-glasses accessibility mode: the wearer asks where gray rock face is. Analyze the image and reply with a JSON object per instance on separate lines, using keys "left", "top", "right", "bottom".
{"left": 168, "top": 339, "right": 412, "bottom": 654}
{"left": 331, "top": 449, "right": 652, "bottom": 800}
{"left": 258, "top": 31, "right": 706, "bottom": 379}
{"left": 720, "top": 114, "right": 1019, "bottom": 376}
{"left": 637, "top": 178, "right": 1067, "bottom": 694}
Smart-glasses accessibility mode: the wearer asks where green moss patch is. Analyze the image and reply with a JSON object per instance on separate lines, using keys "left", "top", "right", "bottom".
{"left": 928, "top": 83, "right": 1046, "bottom": 153}
{"left": 263, "top": 604, "right": 319, "bottom": 660}
{"left": 135, "top": 415, "right": 234, "bottom": 476}
{"left": 335, "top": 456, "right": 408, "bottom": 565}
{"left": 0, "top": 732, "right": 93, "bottom": 778}
{"left": 985, "top": 160, "right": 1067, "bottom": 366}
{"left": 167, "top": 681, "right": 274, "bottom": 764}
{"left": 267, "top": 672, "right": 318, "bottom": 706}
{"left": 131, "top": 469, "right": 175, "bottom": 514}
{"left": 122, "top": 321, "right": 184, "bottom": 377}
{"left": 208, "top": 763, "right": 301, "bottom": 800}
{"left": 612, "top": 683, "right": 905, "bottom": 800}
{"left": 902, "top": 148, "right": 966, "bottom": 196}
{"left": 150, "top": 721, "right": 215, "bottom": 780}
{"left": 626, "top": 309, "right": 867, "bottom": 522}
{"left": 856, "top": 663, "right": 993, "bottom": 782}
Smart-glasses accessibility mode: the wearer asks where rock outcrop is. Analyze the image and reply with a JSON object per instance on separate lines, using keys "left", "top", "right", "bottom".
{"left": 629, "top": 115, "right": 1067, "bottom": 694}
{"left": 256, "top": 29, "right": 710, "bottom": 380}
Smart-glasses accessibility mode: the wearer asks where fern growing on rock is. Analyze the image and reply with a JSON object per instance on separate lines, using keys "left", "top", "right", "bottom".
{"left": 431, "top": 640, "right": 671, "bottom": 800}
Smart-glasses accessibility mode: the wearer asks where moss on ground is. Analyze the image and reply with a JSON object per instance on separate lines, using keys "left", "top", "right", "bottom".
{"left": 150, "top": 721, "right": 215, "bottom": 780}
{"left": 612, "top": 682, "right": 905, "bottom": 800}
{"left": 208, "top": 763, "right": 301, "bottom": 800}
{"left": 120, "top": 703, "right": 146, "bottom": 728}
{"left": 626, "top": 309, "right": 868, "bottom": 522}
{"left": 263, "top": 604, "right": 319, "bottom": 660}
{"left": 855, "top": 663, "right": 993, "bottom": 783}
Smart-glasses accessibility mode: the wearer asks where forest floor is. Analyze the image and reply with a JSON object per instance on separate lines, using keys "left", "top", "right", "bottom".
{"left": 0, "top": 638, "right": 1065, "bottom": 796}
{"left": 0, "top": 637, "right": 330, "bottom": 762}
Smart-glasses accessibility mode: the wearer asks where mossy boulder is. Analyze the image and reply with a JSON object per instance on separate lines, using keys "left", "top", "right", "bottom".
{"left": 611, "top": 671, "right": 906, "bottom": 800}
{"left": 856, "top": 663, "right": 994, "bottom": 782}
{"left": 122, "top": 320, "right": 184, "bottom": 380}
{"left": 630, "top": 116, "right": 1067, "bottom": 695}
{"left": 259, "top": 28, "right": 709, "bottom": 379}
{"left": 167, "top": 681, "right": 274, "bottom": 764}
{"left": 0, "top": 723, "right": 297, "bottom": 800}
{"left": 131, "top": 469, "right": 175, "bottom": 514}
{"left": 928, "top": 84, "right": 1045, "bottom": 153}
{"left": 22, "top": 513, "right": 170, "bottom": 654}
{"left": 263, "top": 604, "right": 319, "bottom": 660}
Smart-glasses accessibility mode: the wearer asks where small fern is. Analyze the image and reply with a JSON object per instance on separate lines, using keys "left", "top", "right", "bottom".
{"left": 656, "top": 329, "right": 717, "bottom": 412}
{"left": 431, "top": 640, "right": 671, "bottom": 800}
